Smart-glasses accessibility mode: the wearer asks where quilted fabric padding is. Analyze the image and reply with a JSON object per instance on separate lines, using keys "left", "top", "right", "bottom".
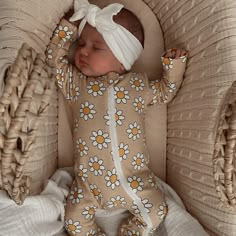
{"left": 0, "top": 44, "right": 58, "bottom": 204}
{"left": 142, "top": 0, "right": 236, "bottom": 235}
{"left": 0, "top": 0, "right": 73, "bottom": 204}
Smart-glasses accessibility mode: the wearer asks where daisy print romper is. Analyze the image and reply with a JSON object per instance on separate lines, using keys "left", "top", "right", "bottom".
{"left": 47, "top": 19, "right": 187, "bottom": 236}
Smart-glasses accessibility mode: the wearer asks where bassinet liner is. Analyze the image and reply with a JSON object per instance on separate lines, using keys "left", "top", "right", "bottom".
{"left": 1, "top": 0, "right": 236, "bottom": 236}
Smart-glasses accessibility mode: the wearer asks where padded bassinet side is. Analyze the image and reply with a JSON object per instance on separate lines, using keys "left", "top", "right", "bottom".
{"left": 0, "top": 0, "right": 73, "bottom": 204}
{"left": 143, "top": 0, "right": 236, "bottom": 235}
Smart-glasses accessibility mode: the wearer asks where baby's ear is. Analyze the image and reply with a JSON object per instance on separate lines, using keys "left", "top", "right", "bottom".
{"left": 120, "top": 64, "right": 126, "bottom": 73}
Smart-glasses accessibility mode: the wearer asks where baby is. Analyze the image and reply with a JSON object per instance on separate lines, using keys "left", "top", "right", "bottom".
{"left": 46, "top": 0, "right": 187, "bottom": 235}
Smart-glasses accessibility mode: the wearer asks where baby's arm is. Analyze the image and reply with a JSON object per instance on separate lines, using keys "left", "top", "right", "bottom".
{"left": 46, "top": 18, "right": 80, "bottom": 102}
{"left": 148, "top": 48, "right": 188, "bottom": 105}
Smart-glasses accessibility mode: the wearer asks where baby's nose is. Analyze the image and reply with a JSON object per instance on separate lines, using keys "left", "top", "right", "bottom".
{"left": 80, "top": 46, "right": 89, "bottom": 56}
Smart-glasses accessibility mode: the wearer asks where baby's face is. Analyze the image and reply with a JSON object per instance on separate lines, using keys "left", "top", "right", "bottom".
{"left": 74, "top": 24, "right": 125, "bottom": 77}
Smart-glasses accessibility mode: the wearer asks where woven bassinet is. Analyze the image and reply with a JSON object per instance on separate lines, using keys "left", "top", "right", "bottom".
{"left": 0, "top": 0, "right": 236, "bottom": 235}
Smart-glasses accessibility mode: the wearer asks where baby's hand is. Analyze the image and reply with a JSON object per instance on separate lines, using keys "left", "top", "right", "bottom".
{"left": 163, "top": 48, "right": 188, "bottom": 59}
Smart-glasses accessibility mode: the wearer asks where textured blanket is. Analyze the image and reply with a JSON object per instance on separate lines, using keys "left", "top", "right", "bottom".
{"left": 0, "top": 169, "right": 208, "bottom": 236}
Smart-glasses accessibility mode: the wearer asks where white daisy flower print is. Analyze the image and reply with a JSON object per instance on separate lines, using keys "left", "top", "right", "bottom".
{"left": 55, "top": 25, "right": 73, "bottom": 41}
{"left": 68, "top": 70, "right": 80, "bottom": 101}
{"left": 85, "top": 229, "right": 96, "bottom": 236}
{"left": 89, "top": 184, "right": 102, "bottom": 201}
{"left": 127, "top": 230, "right": 140, "bottom": 236}
{"left": 105, "top": 168, "right": 120, "bottom": 190}
{"left": 131, "top": 217, "right": 146, "bottom": 229}
{"left": 82, "top": 205, "right": 97, "bottom": 220}
{"left": 166, "top": 81, "right": 177, "bottom": 93}
{"left": 129, "top": 76, "right": 145, "bottom": 91}
{"left": 128, "top": 176, "right": 144, "bottom": 193}
{"left": 133, "top": 96, "right": 145, "bottom": 114}
{"left": 162, "top": 57, "right": 173, "bottom": 70}
{"left": 80, "top": 101, "right": 96, "bottom": 121}
{"left": 126, "top": 122, "right": 141, "bottom": 141}
{"left": 131, "top": 201, "right": 140, "bottom": 215}
{"left": 73, "top": 118, "right": 79, "bottom": 134}
{"left": 56, "top": 69, "right": 64, "bottom": 88}
{"left": 76, "top": 138, "right": 89, "bottom": 157}
{"left": 142, "top": 198, "right": 153, "bottom": 213}
{"left": 79, "top": 73, "right": 86, "bottom": 79}
{"left": 77, "top": 164, "right": 88, "bottom": 182}
{"left": 151, "top": 96, "right": 158, "bottom": 105}
{"left": 150, "top": 80, "right": 160, "bottom": 95}
{"left": 118, "top": 142, "right": 129, "bottom": 160}
{"left": 114, "top": 86, "right": 130, "bottom": 104}
{"left": 87, "top": 81, "right": 105, "bottom": 96}
{"left": 46, "top": 47, "right": 53, "bottom": 60}
{"left": 132, "top": 153, "right": 145, "bottom": 170}
{"left": 157, "top": 202, "right": 168, "bottom": 219}
{"left": 148, "top": 173, "right": 157, "bottom": 188}
{"left": 69, "top": 186, "right": 84, "bottom": 204}
{"left": 104, "top": 109, "right": 125, "bottom": 126}
{"left": 90, "top": 129, "right": 111, "bottom": 150}
{"left": 65, "top": 219, "right": 82, "bottom": 234}
{"left": 181, "top": 55, "right": 187, "bottom": 63}
{"left": 107, "top": 195, "right": 127, "bottom": 208}
{"left": 89, "top": 156, "right": 105, "bottom": 176}
{"left": 59, "top": 55, "right": 69, "bottom": 64}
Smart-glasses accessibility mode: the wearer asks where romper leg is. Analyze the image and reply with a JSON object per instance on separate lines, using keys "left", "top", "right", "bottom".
{"left": 118, "top": 174, "right": 168, "bottom": 236}
{"left": 64, "top": 179, "right": 106, "bottom": 236}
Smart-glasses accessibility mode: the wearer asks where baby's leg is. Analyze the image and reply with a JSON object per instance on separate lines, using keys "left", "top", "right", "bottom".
{"left": 118, "top": 177, "right": 168, "bottom": 235}
{"left": 64, "top": 179, "right": 105, "bottom": 236}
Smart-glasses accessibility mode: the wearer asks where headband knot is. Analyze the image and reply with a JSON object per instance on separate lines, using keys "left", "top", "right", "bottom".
{"left": 69, "top": 0, "right": 143, "bottom": 70}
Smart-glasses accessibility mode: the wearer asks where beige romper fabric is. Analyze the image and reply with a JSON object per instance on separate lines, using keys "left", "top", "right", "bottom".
{"left": 47, "top": 19, "right": 187, "bottom": 236}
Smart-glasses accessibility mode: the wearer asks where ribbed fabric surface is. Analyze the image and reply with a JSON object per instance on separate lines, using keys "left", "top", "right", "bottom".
{"left": 142, "top": 0, "right": 236, "bottom": 235}
{"left": 0, "top": 0, "right": 73, "bottom": 204}
{"left": 0, "top": 44, "right": 58, "bottom": 204}
{"left": 0, "top": 0, "right": 73, "bottom": 95}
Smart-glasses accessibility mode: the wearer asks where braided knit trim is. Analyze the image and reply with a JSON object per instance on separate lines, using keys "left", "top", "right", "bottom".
{"left": 0, "top": 43, "right": 57, "bottom": 205}
{"left": 213, "top": 82, "right": 236, "bottom": 208}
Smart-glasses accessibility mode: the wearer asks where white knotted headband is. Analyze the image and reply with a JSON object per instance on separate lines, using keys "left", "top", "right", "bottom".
{"left": 69, "top": 0, "right": 143, "bottom": 70}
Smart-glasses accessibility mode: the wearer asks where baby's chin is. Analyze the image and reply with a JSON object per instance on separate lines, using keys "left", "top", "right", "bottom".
{"left": 79, "top": 67, "right": 108, "bottom": 77}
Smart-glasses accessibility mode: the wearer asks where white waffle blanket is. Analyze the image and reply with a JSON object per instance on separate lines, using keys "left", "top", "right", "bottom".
{"left": 0, "top": 169, "right": 208, "bottom": 236}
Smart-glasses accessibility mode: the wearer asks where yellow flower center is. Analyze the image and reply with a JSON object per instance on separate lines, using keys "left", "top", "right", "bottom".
{"left": 115, "top": 113, "right": 119, "bottom": 122}
{"left": 83, "top": 107, "right": 90, "bottom": 115}
{"left": 119, "top": 148, "right": 125, "bottom": 157}
{"left": 93, "top": 162, "right": 100, "bottom": 171}
{"left": 68, "top": 224, "right": 76, "bottom": 231}
{"left": 73, "top": 191, "right": 79, "bottom": 199}
{"left": 137, "top": 101, "right": 142, "bottom": 109}
{"left": 163, "top": 206, "right": 168, "bottom": 215}
{"left": 134, "top": 80, "right": 140, "bottom": 87}
{"left": 117, "top": 91, "right": 125, "bottom": 99}
{"left": 78, "top": 169, "right": 83, "bottom": 177}
{"left": 132, "top": 127, "right": 138, "bottom": 135}
{"left": 163, "top": 57, "right": 170, "bottom": 65}
{"left": 88, "top": 207, "right": 95, "bottom": 215}
{"left": 154, "top": 82, "right": 160, "bottom": 89}
{"left": 136, "top": 158, "right": 142, "bottom": 166}
{"left": 92, "top": 188, "right": 99, "bottom": 196}
{"left": 79, "top": 144, "right": 84, "bottom": 151}
{"left": 92, "top": 84, "right": 100, "bottom": 92}
{"left": 57, "top": 74, "right": 62, "bottom": 82}
{"left": 96, "top": 135, "right": 105, "bottom": 144}
{"left": 110, "top": 174, "right": 117, "bottom": 183}
{"left": 58, "top": 30, "right": 66, "bottom": 39}
{"left": 131, "top": 180, "right": 139, "bottom": 189}
{"left": 114, "top": 200, "right": 121, "bottom": 205}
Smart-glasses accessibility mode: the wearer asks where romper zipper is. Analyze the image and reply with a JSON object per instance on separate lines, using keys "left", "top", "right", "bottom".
{"left": 108, "top": 86, "right": 153, "bottom": 236}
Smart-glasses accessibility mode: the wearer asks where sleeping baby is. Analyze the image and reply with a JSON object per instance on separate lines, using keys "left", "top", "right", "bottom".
{"left": 46, "top": 0, "right": 187, "bottom": 235}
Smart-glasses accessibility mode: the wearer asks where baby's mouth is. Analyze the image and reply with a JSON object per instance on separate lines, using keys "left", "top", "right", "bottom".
{"left": 79, "top": 59, "right": 88, "bottom": 66}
